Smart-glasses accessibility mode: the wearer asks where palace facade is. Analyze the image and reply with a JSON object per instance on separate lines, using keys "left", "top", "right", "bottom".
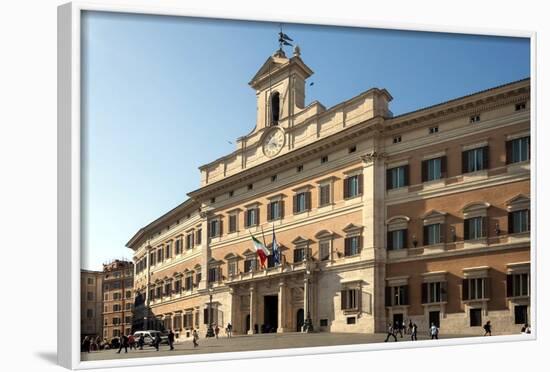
{"left": 81, "top": 269, "right": 104, "bottom": 339}
{"left": 102, "top": 260, "right": 134, "bottom": 339}
{"left": 127, "top": 47, "right": 531, "bottom": 338}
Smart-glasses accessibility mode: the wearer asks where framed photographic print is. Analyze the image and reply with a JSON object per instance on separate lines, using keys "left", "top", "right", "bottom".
{"left": 58, "top": 0, "right": 536, "bottom": 369}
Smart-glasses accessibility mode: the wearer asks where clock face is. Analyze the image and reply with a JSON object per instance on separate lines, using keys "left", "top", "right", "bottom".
{"left": 263, "top": 128, "right": 285, "bottom": 157}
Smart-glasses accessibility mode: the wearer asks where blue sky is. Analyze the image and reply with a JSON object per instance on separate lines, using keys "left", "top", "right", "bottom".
{"left": 81, "top": 11, "right": 530, "bottom": 270}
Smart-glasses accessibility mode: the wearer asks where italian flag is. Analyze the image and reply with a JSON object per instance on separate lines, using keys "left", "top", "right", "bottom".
{"left": 251, "top": 235, "right": 270, "bottom": 268}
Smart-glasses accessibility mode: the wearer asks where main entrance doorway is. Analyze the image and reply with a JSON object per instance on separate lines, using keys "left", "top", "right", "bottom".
{"left": 429, "top": 311, "right": 440, "bottom": 328}
{"left": 296, "top": 308, "right": 304, "bottom": 332}
{"left": 263, "top": 295, "right": 278, "bottom": 333}
{"left": 393, "top": 313, "right": 404, "bottom": 327}
{"left": 245, "top": 314, "right": 250, "bottom": 334}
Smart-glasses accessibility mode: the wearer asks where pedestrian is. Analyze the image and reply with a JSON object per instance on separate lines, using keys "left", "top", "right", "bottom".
{"left": 411, "top": 323, "right": 418, "bottom": 341}
{"left": 117, "top": 334, "right": 129, "bottom": 354}
{"left": 138, "top": 334, "right": 145, "bottom": 350}
{"left": 483, "top": 321, "right": 492, "bottom": 336}
{"left": 215, "top": 325, "right": 220, "bottom": 339}
{"left": 82, "top": 336, "right": 91, "bottom": 353}
{"left": 384, "top": 323, "right": 397, "bottom": 342}
{"left": 94, "top": 336, "right": 102, "bottom": 351}
{"left": 430, "top": 322, "right": 439, "bottom": 340}
{"left": 408, "top": 320, "right": 413, "bottom": 335}
{"left": 521, "top": 323, "right": 531, "bottom": 334}
{"left": 226, "top": 322, "right": 233, "bottom": 338}
{"left": 154, "top": 332, "right": 161, "bottom": 351}
{"left": 401, "top": 321, "right": 406, "bottom": 337}
{"left": 192, "top": 329, "right": 199, "bottom": 348}
{"left": 168, "top": 329, "right": 175, "bottom": 350}
{"left": 128, "top": 334, "right": 136, "bottom": 350}
{"left": 395, "top": 321, "right": 403, "bottom": 338}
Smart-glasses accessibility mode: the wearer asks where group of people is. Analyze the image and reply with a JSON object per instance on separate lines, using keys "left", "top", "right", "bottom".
{"left": 384, "top": 320, "right": 438, "bottom": 342}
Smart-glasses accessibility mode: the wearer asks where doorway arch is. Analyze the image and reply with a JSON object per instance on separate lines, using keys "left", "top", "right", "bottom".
{"left": 296, "top": 308, "right": 304, "bottom": 332}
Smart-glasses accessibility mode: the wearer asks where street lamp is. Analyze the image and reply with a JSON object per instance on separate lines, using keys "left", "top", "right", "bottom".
{"left": 206, "top": 287, "right": 215, "bottom": 337}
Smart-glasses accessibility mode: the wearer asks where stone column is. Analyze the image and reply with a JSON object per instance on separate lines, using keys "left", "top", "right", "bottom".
{"left": 198, "top": 209, "right": 210, "bottom": 291}
{"left": 303, "top": 276, "right": 310, "bottom": 331}
{"left": 248, "top": 285, "right": 256, "bottom": 335}
{"left": 277, "top": 280, "right": 286, "bottom": 333}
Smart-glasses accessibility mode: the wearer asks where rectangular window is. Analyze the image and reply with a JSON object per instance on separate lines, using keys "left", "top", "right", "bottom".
{"left": 340, "top": 289, "right": 359, "bottom": 310}
{"left": 429, "top": 126, "right": 439, "bottom": 134}
{"left": 229, "top": 214, "right": 237, "bottom": 233}
{"left": 164, "top": 283, "right": 171, "bottom": 296}
{"left": 319, "top": 240, "right": 330, "bottom": 261}
{"left": 387, "top": 165, "right": 409, "bottom": 190}
{"left": 208, "top": 267, "right": 219, "bottom": 282}
{"left": 464, "top": 217, "right": 486, "bottom": 240}
{"left": 245, "top": 208, "right": 259, "bottom": 227}
{"left": 183, "top": 313, "right": 193, "bottom": 329}
{"left": 509, "top": 210, "right": 530, "bottom": 234}
{"left": 515, "top": 102, "right": 526, "bottom": 111}
{"left": 293, "top": 192, "right": 311, "bottom": 214}
{"left": 463, "top": 277, "right": 488, "bottom": 300}
{"left": 228, "top": 261, "right": 237, "bottom": 276}
{"left": 87, "top": 278, "right": 94, "bottom": 285}
{"left": 463, "top": 147, "right": 489, "bottom": 173}
{"left": 185, "top": 276, "right": 193, "bottom": 290}
{"left": 174, "top": 280, "right": 181, "bottom": 293}
{"left": 344, "top": 175, "right": 363, "bottom": 199}
{"left": 86, "top": 309, "right": 93, "bottom": 318}
{"left": 428, "top": 282, "right": 442, "bottom": 303}
{"left": 344, "top": 236, "right": 361, "bottom": 256}
{"left": 424, "top": 223, "right": 441, "bottom": 245}
{"left": 186, "top": 234, "right": 194, "bottom": 250}
{"left": 244, "top": 258, "right": 256, "bottom": 272}
{"left": 87, "top": 292, "right": 94, "bottom": 301}
{"left": 156, "top": 287, "right": 162, "bottom": 298}
{"left": 125, "top": 303, "right": 132, "bottom": 310}
{"left": 297, "top": 164, "right": 303, "bottom": 172}
{"left": 175, "top": 239, "right": 182, "bottom": 255}
{"left": 319, "top": 184, "right": 331, "bottom": 206}
{"left": 514, "top": 305, "right": 528, "bottom": 325}
{"left": 208, "top": 219, "right": 221, "bottom": 238}
{"left": 268, "top": 201, "right": 283, "bottom": 221}
{"left": 422, "top": 157, "right": 446, "bottom": 182}
{"left": 321, "top": 155, "right": 328, "bottom": 164}
{"left": 174, "top": 315, "right": 182, "bottom": 330}
{"left": 507, "top": 137, "right": 530, "bottom": 164}
{"left": 157, "top": 248, "right": 163, "bottom": 263}
{"left": 470, "top": 114, "right": 480, "bottom": 123}
{"left": 508, "top": 273, "right": 529, "bottom": 297}
{"left": 113, "top": 329, "right": 121, "bottom": 337}
{"left": 393, "top": 136, "right": 402, "bottom": 143}
{"left": 165, "top": 243, "right": 171, "bottom": 259}
{"left": 320, "top": 319, "right": 328, "bottom": 327}
{"left": 150, "top": 251, "right": 156, "bottom": 266}
{"left": 386, "top": 285, "right": 408, "bottom": 306}
{"left": 388, "top": 229, "right": 407, "bottom": 250}
{"left": 112, "top": 317, "right": 120, "bottom": 325}
{"left": 470, "top": 308, "right": 482, "bottom": 327}
{"left": 293, "top": 247, "right": 307, "bottom": 263}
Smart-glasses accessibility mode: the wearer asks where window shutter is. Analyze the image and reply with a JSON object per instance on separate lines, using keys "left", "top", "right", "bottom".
{"left": 483, "top": 277, "right": 491, "bottom": 299}
{"left": 403, "top": 285, "right": 409, "bottom": 305}
{"left": 341, "top": 290, "right": 347, "bottom": 310}
{"left": 506, "top": 140, "right": 513, "bottom": 164}
{"left": 385, "top": 287, "right": 391, "bottom": 307}
{"left": 357, "top": 289, "right": 362, "bottom": 311}
{"left": 506, "top": 274, "right": 513, "bottom": 297}
{"left": 508, "top": 212, "right": 514, "bottom": 234}
{"left": 441, "top": 281, "right": 448, "bottom": 302}
{"left": 343, "top": 178, "right": 350, "bottom": 198}
{"left": 527, "top": 137, "right": 531, "bottom": 160}
{"left": 305, "top": 192, "right": 311, "bottom": 210}
{"left": 462, "top": 151, "right": 469, "bottom": 173}
{"left": 279, "top": 200, "right": 285, "bottom": 219}
{"left": 293, "top": 195, "right": 298, "bottom": 214}
{"left": 344, "top": 237, "right": 350, "bottom": 256}
{"left": 421, "top": 160, "right": 428, "bottom": 182}
{"left": 244, "top": 210, "right": 249, "bottom": 228}
{"left": 358, "top": 174, "right": 364, "bottom": 195}
{"left": 464, "top": 219, "right": 470, "bottom": 241}
{"left": 219, "top": 220, "right": 223, "bottom": 237}
{"left": 421, "top": 283, "right": 428, "bottom": 304}
{"left": 440, "top": 156, "right": 447, "bottom": 178}
{"left": 386, "top": 169, "right": 392, "bottom": 190}
{"left": 267, "top": 202, "right": 272, "bottom": 221}
{"left": 482, "top": 146, "right": 490, "bottom": 170}
{"left": 423, "top": 225, "right": 429, "bottom": 246}
{"left": 482, "top": 217, "right": 488, "bottom": 238}
{"left": 462, "top": 279, "right": 468, "bottom": 300}
{"left": 440, "top": 223, "right": 446, "bottom": 244}
{"left": 403, "top": 228, "right": 408, "bottom": 248}
{"left": 358, "top": 235, "right": 363, "bottom": 253}
{"left": 255, "top": 208, "right": 260, "bottom": 225}
{"left": 387, "top": 230, "right": 393, "bottom": 250}
{"left": 404, "top": 165, "right": 410, "bottom": 186}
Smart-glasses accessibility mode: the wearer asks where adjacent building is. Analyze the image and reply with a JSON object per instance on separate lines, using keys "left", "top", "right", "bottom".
{"left": 80, "top": 269, "right": 104, "bottom": 339}
{"left": 127, "top": 46, "right": 530, "bottom": 338}
{"left": 102, "top": 260, "right": 134, "bottom": 339}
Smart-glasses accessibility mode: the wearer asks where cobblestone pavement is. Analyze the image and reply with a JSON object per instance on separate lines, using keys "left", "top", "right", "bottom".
{"left": 81, "top": 331, "right": 483, "bottom": 361}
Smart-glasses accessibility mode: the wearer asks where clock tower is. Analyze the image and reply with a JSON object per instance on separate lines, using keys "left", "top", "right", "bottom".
{"left": 248, "top": 46, "right": 314, "bottom": 134}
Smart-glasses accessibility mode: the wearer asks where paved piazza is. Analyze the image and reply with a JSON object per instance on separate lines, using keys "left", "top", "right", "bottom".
{"left": 81, "top": 332, "right": 483, "bottom": 361}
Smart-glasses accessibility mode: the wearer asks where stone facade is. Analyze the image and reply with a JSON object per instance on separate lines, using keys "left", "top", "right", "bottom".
{"left": 102, "top": 260, "right": 134, "bottom": 339}
{"left": 127, "top": 48, "right": 531, "bottom": 337}
{"left": 81, "top": 270, "right": 103, "bottom": 339}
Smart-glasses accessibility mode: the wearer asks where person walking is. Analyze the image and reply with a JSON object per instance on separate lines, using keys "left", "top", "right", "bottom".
{"left": 384, "top": 323, "right": 397, "bottom": 342}
{"left": 117, "top": 334, "right": 129, "bottom": 354}
{"left": 82, "top": 336, "right": 91, "bottom": 353}
{"left": 168, "top": 329, "right": 175, "bottom": 350}
{"left": 226, "top": 322, "right": 233, "bottom": 338}
{"left": 411, "top": 323, "right": 418, "bottom": 341}
{"left": 408, "top": 320, "right": 413, "bottom": 335}
{"left": 192, "top": 329, "right": 199, "bottom": 348}
{"left": 430, "top": 322, "right": 439, "bottom": 340}
{"left": 154, "top": 332, "right": 161, "bottom": 351}
{"left": 138, "top": 334, "right": 145, "bottom": 350}
{"left": 128, "top": 334, "right": 136, "bottom": 350}
{"left": 483, "top": 321, "right": 492, "bottom": 336}
{"left": 395, "top": 321, "right": 403, "bottom": 338}
{"left": 215, "top": 325, "right": 220, "bottom": 339}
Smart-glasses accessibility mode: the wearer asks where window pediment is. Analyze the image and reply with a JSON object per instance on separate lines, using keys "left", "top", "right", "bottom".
{"left": 315, "top": 229, "right": 334, "bottom": 239}
{"left": 506, "top": 194, "right": 530, "bottom": 212}
{"left": 292, "top": 236, "right": 311, "bottom": 245}
{"left": 462, "top": 202, "right": 490, "bottom": 218}
{"left": 423, "top": 210, "right": 447, "bottom": 225}
{"left": 343, "top": 223, "right": 363, "bottom": 235}
{"left": 224, "top": 253, "right": 241, "bottom": 260}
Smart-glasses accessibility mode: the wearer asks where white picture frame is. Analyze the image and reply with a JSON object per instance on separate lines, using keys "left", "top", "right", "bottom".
{"left": 57, "top": 1, "right": 537, "bottom": 369}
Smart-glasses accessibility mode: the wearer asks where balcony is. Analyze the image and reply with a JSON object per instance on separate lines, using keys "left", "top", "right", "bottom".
{"left": 226, "top": 261, "right": 311, "bottom": 284}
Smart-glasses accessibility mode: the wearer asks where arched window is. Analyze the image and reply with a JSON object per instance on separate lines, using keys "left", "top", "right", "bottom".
{"left": 271, "top": 92, "right": 280, "bottom": 125}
